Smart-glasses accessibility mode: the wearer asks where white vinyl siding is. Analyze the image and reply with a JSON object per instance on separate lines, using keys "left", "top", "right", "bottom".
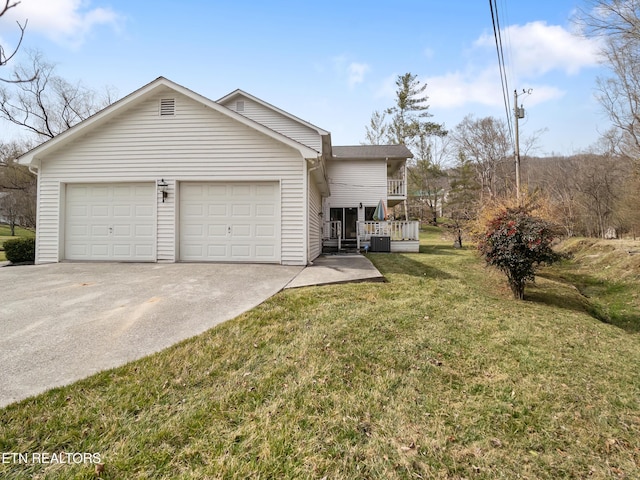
{"left": 34, "top": 175, "right": 61, "bottom": 263}
{"left": 222, "top": 97, "right": 322, "bottom": 152}
{"left": 156, "top": 178, "right": 175, "bottom": 261}
{"left": 35, "top": 88, "right": 307, "bottom": 265}
{"left": 326, "top": 159, "right": 387, "bottom": 208}
{"left": 308, "top": 171, "right": 322, "bottom": 262}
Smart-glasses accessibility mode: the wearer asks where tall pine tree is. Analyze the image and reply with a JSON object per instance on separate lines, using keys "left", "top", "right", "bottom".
{"left": 385, "top": 73, "right": 446, "bottom": 149}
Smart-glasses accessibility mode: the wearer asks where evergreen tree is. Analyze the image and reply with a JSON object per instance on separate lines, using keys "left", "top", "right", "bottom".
{"left": 385, "top": 73, "right": 446, "bottom": 149}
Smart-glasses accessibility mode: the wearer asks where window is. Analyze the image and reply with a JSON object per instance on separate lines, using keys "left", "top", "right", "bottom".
{"left": 365, "top": 207, "right": 376, "bottom": 221}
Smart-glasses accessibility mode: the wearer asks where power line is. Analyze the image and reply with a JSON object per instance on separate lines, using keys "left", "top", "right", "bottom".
{"left": 489, "top": 0, "right": 514, "bottom": 146}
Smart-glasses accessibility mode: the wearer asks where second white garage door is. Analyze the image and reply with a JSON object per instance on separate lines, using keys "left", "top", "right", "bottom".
{"left": 179, "top": 182, "right": 280, "bottom": 262}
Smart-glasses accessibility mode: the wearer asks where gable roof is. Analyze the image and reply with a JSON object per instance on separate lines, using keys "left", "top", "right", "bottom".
{"left": 332, "top": 145, "right": 413, "bottom": 160}
{"left": 217, "top": 89, "right": 330, "bottom": 137}
{"left": 18, "top": 77, "right": 320, "bottom": 166}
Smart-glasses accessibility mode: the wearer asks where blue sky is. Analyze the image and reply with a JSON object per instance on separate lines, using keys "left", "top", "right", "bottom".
{"left": 1, "top": 0, "right": 607, "bottom": 157}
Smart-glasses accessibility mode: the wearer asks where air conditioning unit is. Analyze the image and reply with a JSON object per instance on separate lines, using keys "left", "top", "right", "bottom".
{"left": 370, "top": 236, "right": 391, "bottom": 253}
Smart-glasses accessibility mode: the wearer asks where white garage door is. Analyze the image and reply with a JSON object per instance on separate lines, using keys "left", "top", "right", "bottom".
{"left": 180, "top": 182, "right": 280, "bottom": 262}
{"left": 65, "top": 183, "right": 156, "bottom": 261}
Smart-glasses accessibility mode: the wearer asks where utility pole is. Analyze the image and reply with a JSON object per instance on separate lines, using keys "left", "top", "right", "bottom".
{"left": 514, "top": 89, "right": 531, "bottom": 205}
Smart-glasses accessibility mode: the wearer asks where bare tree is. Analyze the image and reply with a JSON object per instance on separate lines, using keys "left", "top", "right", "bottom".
{"left": 0, "top": 189, "right": 33, "bottom": 234}
{"left": 616, "top": 173, "right": 640, "bottom": 237}
{"left": 0, "top": 51, "right": 116, "bottom": 140}
{"left": 0, "top": 140, "right": 36, "bottom": 232}
{"left": 445, "top": 154, "right": 480, "bottom": 246}
{"left": 451, "top": 115, "right": 512, "bottom": 202}
{"left": 0, "top": 0, "right": 32, "bottom": 83}
{"left": 363, "top": 110, "right": 388, "bottom": 145}
{"left": 528, "top": 146, "right": 629, "bottom": 238}
{"left": 533, "top": 156, "right": 581, "bottom": 237}
{"left": 0, "top": 50, "right": 116, "bottom": 233}
{"left": 573, "top": 154, "right": 622, "bottom": 237}
{"left": 577, "top": 0, "right": 640, "bottom": 163}
{"left": 408, "top": 131, "right": 451, "bottom": 224}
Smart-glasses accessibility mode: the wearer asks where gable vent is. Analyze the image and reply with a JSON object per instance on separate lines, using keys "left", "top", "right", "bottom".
{"left": 160, "top": 98, "right": 176, "bottom": 116}
{"left": 236, "top": 100, "right": 245, "bottom": 112}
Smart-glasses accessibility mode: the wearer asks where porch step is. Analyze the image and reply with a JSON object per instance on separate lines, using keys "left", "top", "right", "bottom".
{"left": 322, "top": 239, "right": 360, "bottom": 254}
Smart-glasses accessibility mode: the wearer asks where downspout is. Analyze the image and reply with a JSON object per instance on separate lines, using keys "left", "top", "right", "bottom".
{"left": 28, "top": 163, "right": 40, "bottom": 264}
{"left": 306, "top": 156, "right": 323, "bottom": 264}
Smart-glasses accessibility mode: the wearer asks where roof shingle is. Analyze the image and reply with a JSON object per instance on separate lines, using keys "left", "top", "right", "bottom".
{"left": 332, "top": 145, "right": 413, "bottom": 159}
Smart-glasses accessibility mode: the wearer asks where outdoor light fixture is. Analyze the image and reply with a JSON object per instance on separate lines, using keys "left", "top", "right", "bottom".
{"left": 359, "top": 202, "right": 363, "bottom": 209}
{"left": 157, "top": 178, "right": 169, "bottom": 203}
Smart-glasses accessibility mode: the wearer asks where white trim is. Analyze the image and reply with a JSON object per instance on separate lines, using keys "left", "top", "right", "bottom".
{"left": 303, "top": 164, "right": 309, "bottom": 265}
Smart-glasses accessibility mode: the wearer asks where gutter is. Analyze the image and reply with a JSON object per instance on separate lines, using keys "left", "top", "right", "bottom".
{"left": 307, "top": 156, "right": 330, "bottom": 196}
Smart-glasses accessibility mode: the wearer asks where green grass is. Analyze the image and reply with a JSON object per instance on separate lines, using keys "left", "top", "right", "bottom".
{"left": 0, "top": 224, "right": 35, "bottom": 262}
{"left": 539, "top": 237, "right": 640, "bottom": 333}
{"left": 1, "top": 229, "right": 639, "bottom": 479}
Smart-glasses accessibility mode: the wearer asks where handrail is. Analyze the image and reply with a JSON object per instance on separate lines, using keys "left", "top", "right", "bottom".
{"left": 357, "top": 221, "right": 419, "bottom": 242}
{"left": 323, "top": 220, "right": 342, "bottom": 250}
{"left": 387, "top": 178, "right": 406, "bottom": 197}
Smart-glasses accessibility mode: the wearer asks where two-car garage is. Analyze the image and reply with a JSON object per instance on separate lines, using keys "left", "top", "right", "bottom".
{"left": 19, "top": 77, "right": 328, "bottom": 267}
{"left": 64, "top": 181, "right": 281, "bottom": 263}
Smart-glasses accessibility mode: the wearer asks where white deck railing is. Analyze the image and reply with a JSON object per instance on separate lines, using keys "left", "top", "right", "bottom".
{"left": 323, "top": 220, "right": 342, "bottom": 250}
{"left": 357, "top": 221, "right": 419, "bottom": 242}
{"left": 387, "top": 178, "right": 407, "bottom": 197}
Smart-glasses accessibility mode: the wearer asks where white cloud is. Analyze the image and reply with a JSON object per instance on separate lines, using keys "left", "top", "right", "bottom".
{"left": 409, "top": 22, "right": 597, "bottom": 112}
{"left": 425, "top": 68, "right": 565, "bottom": 109}
{"left": 475, "top": 21, "right": 603, "bottom": 77}
{"left": 347, "top": 62, "right": 370, "bottom": 87}
{"left": 425, "top": 71, "right": 499, "bottom": 108}
{"left": 2, "top": 0, "right": 122, "bottom": 48}
{"left": 331, "top": 56, "right": 371, "bottom": 88}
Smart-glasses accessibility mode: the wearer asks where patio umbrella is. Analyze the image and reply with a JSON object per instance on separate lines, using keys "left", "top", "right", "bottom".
{"left": 372, "top": 199, "right": 387, "bottom": 221}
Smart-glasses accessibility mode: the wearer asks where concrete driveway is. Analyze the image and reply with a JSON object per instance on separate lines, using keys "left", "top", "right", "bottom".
{"left": 0, "top": 262, "right": 302, "bottom": 408}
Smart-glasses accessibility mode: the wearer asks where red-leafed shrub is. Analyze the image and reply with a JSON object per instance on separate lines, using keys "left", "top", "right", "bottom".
{"left": 478, "top": 207, "right": 559, "bottom": 299}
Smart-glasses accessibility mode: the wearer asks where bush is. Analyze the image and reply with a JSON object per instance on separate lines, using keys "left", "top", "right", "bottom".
{"left": 478, "top": 207, "right": 559, "bottom": 299}
{"left": 3, "top": 237, "right": 36, "bottom": 264}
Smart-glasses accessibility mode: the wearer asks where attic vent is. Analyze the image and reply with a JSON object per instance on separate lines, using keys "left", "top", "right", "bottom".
{"left": 160, "top": 98, "right": 175, "bottom": 116}
{"left": 236, "top": 100, "right": 245, "bottom": 112}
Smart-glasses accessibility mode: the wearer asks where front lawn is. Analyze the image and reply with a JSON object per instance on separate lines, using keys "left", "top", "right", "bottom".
{"left": 1, "top": 228, "right": 638, "bottom": 479}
